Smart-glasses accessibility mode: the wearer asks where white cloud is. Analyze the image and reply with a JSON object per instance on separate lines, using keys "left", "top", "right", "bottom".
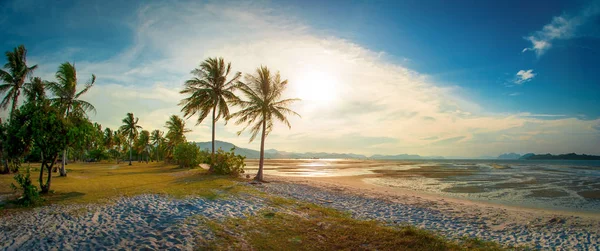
{"left": 3, "top": 1, "right": 599, "bottom": 157}
{"left": 514, "top": 69, "right": 536, "bottom": 84}
{"left": 523, "top": 1, "right": 600, "bottom": 56}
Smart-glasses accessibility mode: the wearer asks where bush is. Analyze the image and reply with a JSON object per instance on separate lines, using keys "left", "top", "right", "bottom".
{"left": 212, "top": 147, "right": 246, "bottom": 176}
{"left": 10, "top": 167, "right": 41, "bottom": 206}
{"left": 173, "top": 142, "right": 202, "bottom": 168}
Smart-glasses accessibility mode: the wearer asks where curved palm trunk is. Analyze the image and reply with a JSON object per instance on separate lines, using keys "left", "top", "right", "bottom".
{"left": 129, "top": 142, "right": 132, "bottom": 166}
{"left": 255, "top": 119, "right": 267, "bottom": 182}
{"left": 209, "top": 106, "right": 216, "bottom": 172}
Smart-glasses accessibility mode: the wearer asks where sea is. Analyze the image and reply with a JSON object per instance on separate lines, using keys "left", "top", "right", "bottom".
{"left": 245, "top": 159, "right": 600, "bottom": 212}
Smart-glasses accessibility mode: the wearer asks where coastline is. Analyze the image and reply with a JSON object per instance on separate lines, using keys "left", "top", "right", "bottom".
{"left": 263, "top": 173, "right": 600, "bottom": 234}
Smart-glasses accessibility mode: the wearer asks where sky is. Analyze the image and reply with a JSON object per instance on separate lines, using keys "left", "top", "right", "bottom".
{"left": 1, "top": 0, "right": 599, "bottom": 157}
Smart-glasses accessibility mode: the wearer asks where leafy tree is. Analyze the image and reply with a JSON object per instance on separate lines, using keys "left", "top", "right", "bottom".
{"left": 120, "top": 113, "right": 142, "bottom": 165}
{"left": 0, "top": 45, "right": 38, "bottom": 117}
{"left": 150, "top": 130, "right": 164, "bottom": 162}
{"left": 15, "top": 100, "right": 70, "bottom": 193}
{"left": 47, "top": 62, "right": 96, "bottom": 176}
{"left": 231, "top": 66, "right": 300, "bottom": 182}
{"left": 173, "top": 142, "right": 202, "bottom": 168}
{"left": 179, "top": 57, "right": 241, "bottom": 171}
{"left": 1, "top": 107, "right": 34, "bottom": 174}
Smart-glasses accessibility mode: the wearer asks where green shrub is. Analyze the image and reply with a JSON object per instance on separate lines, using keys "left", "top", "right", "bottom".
{"left": 212, "top": 147, "right": 246, "bottom": 176}
{"left": 173, "top": 142, "right": 202, "bottom": 168}
{"left": 10, "top": 167, "right": 41, "bottom": 206}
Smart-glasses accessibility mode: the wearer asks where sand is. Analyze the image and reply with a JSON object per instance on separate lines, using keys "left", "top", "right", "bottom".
{"left": 260, "top": 174, "right": 600, "bottom": 250}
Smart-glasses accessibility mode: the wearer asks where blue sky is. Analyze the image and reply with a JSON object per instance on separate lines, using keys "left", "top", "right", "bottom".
{"left": 1, "top": 0, "right": 599, "bottom": 156}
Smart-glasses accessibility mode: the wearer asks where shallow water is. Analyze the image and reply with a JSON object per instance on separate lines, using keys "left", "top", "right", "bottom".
{"left": 246, "top": 159, "right": 600, "bottom": 212}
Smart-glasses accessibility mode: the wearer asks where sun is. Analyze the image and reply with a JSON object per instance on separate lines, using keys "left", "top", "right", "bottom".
{"left": 294, "top": 70, "right": 338, "bottom": 105}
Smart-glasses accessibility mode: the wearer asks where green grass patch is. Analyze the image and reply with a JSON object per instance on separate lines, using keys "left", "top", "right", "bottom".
{"left": 201, "top": 201, "right": 506, "bottom": 251}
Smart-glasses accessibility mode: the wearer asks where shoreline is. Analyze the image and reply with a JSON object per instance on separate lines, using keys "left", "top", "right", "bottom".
{"left": 263, "top": 173, "right": 600, "bottom": 232}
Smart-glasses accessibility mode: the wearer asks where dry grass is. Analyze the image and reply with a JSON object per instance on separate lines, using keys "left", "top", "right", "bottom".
{"left": 0, "top": 161, "right": 251, "bottom": 210}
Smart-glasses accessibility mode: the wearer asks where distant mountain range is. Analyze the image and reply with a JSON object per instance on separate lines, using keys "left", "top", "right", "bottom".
{"left": 194, "top": 141, "right": 600, "bottom": 160}
{"left": 195, "top": 140, "right": 444, "bottom": 160}
{"left": 496, "top": 152, "right": 600, "bottom": 160}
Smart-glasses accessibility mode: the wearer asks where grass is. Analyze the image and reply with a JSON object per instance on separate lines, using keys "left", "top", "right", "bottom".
{"left": 0, "top": 161, "right": 252, "bottom": 211}
{"left": 202, "top": 200, "right": 507, "bottom": 251}
{"left": 1, "top": 161, "right": 511, "bottom": 250}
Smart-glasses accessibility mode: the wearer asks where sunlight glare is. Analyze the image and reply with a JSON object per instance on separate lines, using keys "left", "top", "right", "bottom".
{"left": 295, "top": 70, "right": 338, "bottom": 105}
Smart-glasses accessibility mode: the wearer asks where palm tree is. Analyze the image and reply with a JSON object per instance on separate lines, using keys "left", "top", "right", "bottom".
{"left": 165, "top": 115, "right": 190, "bottom": 145}
{"left": 47, "top": 62, "right": 96, "bottom": 176}
{"left": 150, "top": 130, "right": 164, "bottom": 162}
{"left": 120, "top": 113, "right": 142, "bottom": 165}
{"left": 138, "top": 130, "right": 150, "bottom": 163}
{"left": 23, "top": 77, "right": 47, "bottom": 103}
{"left": 113, "top": 129, "right": 125, "bottom": 164}
{"left": 104, "top": 128, "right": 114, "bottom": 152}
{"left": 231, "top": 66, "right": 300, "bottom": 182}
{"left": 0, "top": 45, "right": 38, "bottom": 116}
{"left": 179, "top": 57, "right": 241, "bottom": 171}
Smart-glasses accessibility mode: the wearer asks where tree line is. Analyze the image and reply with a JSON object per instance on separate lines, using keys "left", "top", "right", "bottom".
{"left": 0, "top": 44, "right": 299, "bottom": 198}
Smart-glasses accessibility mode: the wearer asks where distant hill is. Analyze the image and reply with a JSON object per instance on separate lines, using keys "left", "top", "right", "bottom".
{"left": 520, "top": 153, "right": 600, "bottom": 160}
{"left": 195, "top": 141, "right": 442, "bottom": 160}
{"left": 497, "top": 153, "right": 521, "bottom": 160}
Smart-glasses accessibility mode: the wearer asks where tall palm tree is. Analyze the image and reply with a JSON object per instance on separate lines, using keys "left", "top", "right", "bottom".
{"left": 231, "top": 66, "right": 300, "bottom": 182}
{"left": 120, "top": 113, "right": 142, "bottom": 166}
{"left": 179, "top": 57, "right": 241, "bottom": 171}
{"left": 23, "top": 77, "right": 47, "bottom": 103}
{"left": 47, "top": 62, "right": 96, "bottom": 176}
{"left": 0, "top": 45, "right": 38, "bottom": 116}
{"left": 150, "top": 130, "right": 164, "bottom": 162}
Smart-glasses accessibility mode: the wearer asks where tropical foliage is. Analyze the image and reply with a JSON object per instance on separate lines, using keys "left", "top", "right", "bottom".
{"left": 0, "top": 44, "right": 300, "bottom": 204}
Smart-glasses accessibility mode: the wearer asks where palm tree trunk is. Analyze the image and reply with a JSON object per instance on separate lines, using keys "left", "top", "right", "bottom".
{"left": 10, "top": 89, "right": 19, "bottom": 118}
{"left": 209, "top": 106, "right": 216, "bottom": 172}
{"left": 60, "top": 106, "right": 70, "bottom": 176}
{"left": 129, "top": 142, "right": 132, "bottom": 166}
{"left": 255, "top": 119, "right": 267, "bottom": 182}
{"left": 59, "top": 150, "right": 67, "bottom": 176}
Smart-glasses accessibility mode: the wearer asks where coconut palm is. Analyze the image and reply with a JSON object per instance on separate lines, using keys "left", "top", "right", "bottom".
{"left": 230, "top": 66, "right": 300, "bottom": 182}
{"left": 165, "top": 115, "right": 190, "bottom": 145}
{"left": 137, "top": 130, "right": 150, "bottom": 163}
{"left": 179, "top": 57, "right": 241, "bottom": 171}
{"left": 150, "top": 130, "right": 164, "bottom": 162}
{"left": 120, "top": 113, "right": 142, "bottom": 166}
{"left": 47, "top": 62, "right": 96, "bottom": 176}
{"left": 0, "top": 45, "right": 38, "bottom": 116}
{"left": 104, "top": 128, "right": 114, "bottom": 151}
{"left": 113, "top": 129, "right": 125, "bottom": 164}
{"left": 23, "top": 77, "right": 47, "bottom": 103}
